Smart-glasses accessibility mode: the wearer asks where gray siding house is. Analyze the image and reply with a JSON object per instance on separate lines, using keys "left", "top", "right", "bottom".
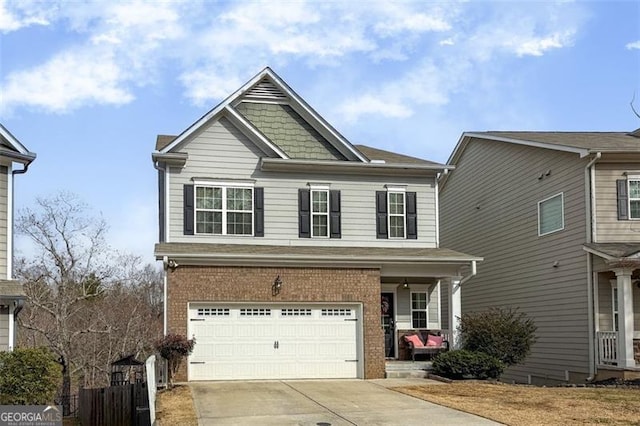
{"left": 440, "top": 131, "right": 640, "bottom": 384}
{"left": 0, "top": 125, "right": 36, "bottom": 351}
{"left": 152, "top": 68, "right": 480, "bottom": 381}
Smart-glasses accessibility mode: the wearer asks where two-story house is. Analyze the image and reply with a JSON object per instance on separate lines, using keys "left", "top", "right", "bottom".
{"left": 0, "top": 125, "right": 36, "bottom": 351}
{"left": 152, "top": 68, "right": 480, "bottom": 381}
{"left": 440, "top": 131, "right": 640, "bottom": 384}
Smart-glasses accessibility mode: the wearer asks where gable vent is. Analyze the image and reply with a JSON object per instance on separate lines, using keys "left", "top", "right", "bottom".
{"left": 244, "top": 79, "right": 289, "bottom": 102}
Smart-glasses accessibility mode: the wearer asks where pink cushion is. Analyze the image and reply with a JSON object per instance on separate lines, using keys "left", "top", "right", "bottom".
{"left": 404, "top": 334, "right": 424, "bottom": 347}
{"left": 426, "top": 334, "right": 444, "bottom": 347}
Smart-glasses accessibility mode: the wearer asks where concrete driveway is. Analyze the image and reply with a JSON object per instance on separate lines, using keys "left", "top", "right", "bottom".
{"left": 190, "top": 379, "right": 500, "bottom": 425}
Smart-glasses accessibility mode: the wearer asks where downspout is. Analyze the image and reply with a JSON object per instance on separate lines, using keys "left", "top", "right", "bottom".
{"left": 155, "top": 159, "right": 168, "bottom": 336}
{"left": 459, "top": 260, "right": 477, "bottom": 286}
{"left": 584, "top": 152, "right": 601, "bottom": 381}
{"left": 11, "top": 162, "right": 31, "bottom": 281}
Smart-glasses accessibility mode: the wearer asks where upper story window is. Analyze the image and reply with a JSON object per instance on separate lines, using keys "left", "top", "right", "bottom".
{"left": 538, "top": 193, "right": 564, "bottom": 236}
{"left": 629, "top": 178, "right": 640, "bottom": 219}
{"left": 388, "top": 191, "right": 406, "bottom": 238}
{"left": 616, "top": 176, "right": 640, "bottom": 220}
{"left": 195, "top": 185, "right": 253, "bottom": 235}
{"left": 311, "top": 189, "right": 329, "bottom": 238}
{"left": 299, "top": 187, "right": 341, "bottom": 238}
{"left": 376, "top": 187, "right": 417, "bottom": 239}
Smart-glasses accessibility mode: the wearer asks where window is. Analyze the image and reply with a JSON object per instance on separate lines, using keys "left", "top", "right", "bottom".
{"left": 411, "top": 292, "right": 428, "bottom": 328}
{"left": 311, "top": 189, "right": 329, "bottom": 237}
{"left": 629, "top": 178, "right": 640, "bottom": 219}
{"left": 538, "top": 193, "right": 564, "bottom": 236}
{"left": 376, "top": 189, "right": 417, "bottom": 239}
{"left": 388, "top": 191, "right": 406, "bottom": 238}
{"left": 195, "top": 185, "right": 253, "bottom": 235}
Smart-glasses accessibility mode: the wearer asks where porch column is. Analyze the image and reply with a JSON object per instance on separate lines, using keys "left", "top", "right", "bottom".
{"left": 448, "top": 276, "right": 462, "bottom": 349}
{"left": 614, "top": 267, "right": 635, "bottom": 368}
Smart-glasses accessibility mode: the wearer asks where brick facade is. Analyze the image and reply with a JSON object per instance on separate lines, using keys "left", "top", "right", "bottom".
{"left": 167, "top": 265, "right": 385, "bottom": 381}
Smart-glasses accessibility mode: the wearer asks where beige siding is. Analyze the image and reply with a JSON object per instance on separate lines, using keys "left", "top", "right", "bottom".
{"left": 440, "top": 138, "right": 590, "bottom": 384}
{"left": 594, "top": 162, "right": 640, "bottom": 242}
{"left": 0, "top": 307, "right": 8, "bottom": 351}
{"left": 596, "top": 272, "right": 615, "bottom": 331}
{"left": 0, "top": 167, "right": 7, "bottom": 279}
{"left": 168, "top": 117, "right": 438, "bottom": 247}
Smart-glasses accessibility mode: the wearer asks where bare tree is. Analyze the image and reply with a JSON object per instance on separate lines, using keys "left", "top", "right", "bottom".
{"left": 15, "top": 192, "right": 114, "bottom": 406}
{"left": 16, "top": 192, "right": 163, "bottom": 401}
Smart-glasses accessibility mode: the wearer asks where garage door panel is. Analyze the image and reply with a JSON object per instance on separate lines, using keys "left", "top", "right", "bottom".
{"left": 188, "top": 304, "right": 360, "bottom": 380}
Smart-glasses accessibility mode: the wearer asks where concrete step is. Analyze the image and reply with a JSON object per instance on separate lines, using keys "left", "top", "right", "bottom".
{"left": 385, "top": 369, "right": 429, "bottom": 379}
{"left": 385, "top": 361, "right": 432, "bottom": 371}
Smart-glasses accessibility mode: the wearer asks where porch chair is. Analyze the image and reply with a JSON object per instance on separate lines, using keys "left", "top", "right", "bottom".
{"left": 403, "top": 333, "right": 449, "bottom": 361}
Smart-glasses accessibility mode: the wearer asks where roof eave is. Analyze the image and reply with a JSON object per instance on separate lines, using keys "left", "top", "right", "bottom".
{"left": 152, "top": 152, "right": 188, "bottom": 167}
{"left": 260, "top": 157, "right": 446, "bottom": 176}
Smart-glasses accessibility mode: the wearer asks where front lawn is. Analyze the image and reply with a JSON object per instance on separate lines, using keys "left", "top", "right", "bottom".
{"left": 393, "top": 382, "right": 640, "bottom": 425}
{"left": 156, "top": 385, "right": 198, "bottom": 426}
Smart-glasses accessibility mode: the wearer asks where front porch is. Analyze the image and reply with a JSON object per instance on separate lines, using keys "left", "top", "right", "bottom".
{"left": 588, "top": 244, "right": 640, "bottom": 376}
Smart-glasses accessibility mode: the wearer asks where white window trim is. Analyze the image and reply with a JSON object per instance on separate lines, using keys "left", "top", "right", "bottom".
{"left": 194, "top": 184, "right": 254, "bottom": 236}
{"left": 538, "top": 192, "right": 564, "bottom": 236}
{"left": 628, "top": 175, "right": 640, "bottom": 220}
{"left": 388, "top": 189, "right": 406, "bottom": 239}
{"left": 311, "top": 189, "right": 330, "bottom": 238}
{"left": 410, "top": 291, "right": 428, "bottom": 329}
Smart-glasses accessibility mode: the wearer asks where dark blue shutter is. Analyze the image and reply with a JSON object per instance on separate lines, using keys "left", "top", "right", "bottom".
{"left": 617, "top": 179, "right": 628, "bottom": 220}
{"left": 254, "top": 187, "right": 264, "bottom": 237}
{"left": 330, "top": 190, "right": 341, "bottom": 239}
{"left": 183, "top": 184, "right": 194, "bottom": 235}
{"left": 406, "top": 192, "right": 417, "bottom": 239}
{"left": 299, "top": 189, "right": 311, "bottom": 238}
{"left": 376, "top": 191, "right": 388, "bottom": 239}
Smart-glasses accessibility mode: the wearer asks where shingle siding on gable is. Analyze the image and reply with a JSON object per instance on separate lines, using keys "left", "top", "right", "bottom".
{"left": 594, "top": 162, "right": 640, "bottom": 243}
{"left": 440, "top": 138, "right": 590, "bottom": 384}
{"left": 234, "top": 102, "right": 346, "bottom": 161}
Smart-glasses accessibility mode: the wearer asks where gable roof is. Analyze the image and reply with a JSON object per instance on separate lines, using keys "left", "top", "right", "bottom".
{"left": 156, "top": 67, "right": 368, "bottom": 162}
{"left": 355, "top": 145, "right": 446, "bottom": 167}
{"left": 0, "top": 124, "right": 36, "bottom": 164}
{"left": 0, "top": 280, "right": 25, "bottom": 299}
{"left": 450, "top": 130, "right": 640, "bottom": 162}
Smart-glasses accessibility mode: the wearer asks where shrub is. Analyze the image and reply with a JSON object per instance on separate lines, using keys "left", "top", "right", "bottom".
{"left": 0, "top": 347, "right": 61, "bottom": 404}
{"left": 432, "top": 350, "right": 504, "bottom": 380}
{"left": 459, "top": 307, "right": 537, "bottom": 367}
{"left": 155, "top": 334, "right": 195, "bottom": 388}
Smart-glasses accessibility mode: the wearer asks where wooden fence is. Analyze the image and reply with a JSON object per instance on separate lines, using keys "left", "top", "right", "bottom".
{"left": 78, "top": 382, "right": 150, "bottom": 426}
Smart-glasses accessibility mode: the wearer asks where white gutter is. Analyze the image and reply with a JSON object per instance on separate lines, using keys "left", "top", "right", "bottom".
{"left": 458, "top": 260, "right": 477, "bottom": 285}
{"left": 584, "top": 151, "right": 601, "bottom": 381}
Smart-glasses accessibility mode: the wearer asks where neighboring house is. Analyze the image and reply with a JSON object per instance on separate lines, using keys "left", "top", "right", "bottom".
{"left": 0, "top": 125, "right": 36, "bottom": 351}
{"left": 440, "top": 130, "right": 640, "bottom": 384}
{"left": 152, "top": 67, "right": 480, "bottom": 381}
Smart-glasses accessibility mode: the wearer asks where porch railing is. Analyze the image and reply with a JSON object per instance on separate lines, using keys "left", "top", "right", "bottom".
{"left": 597, "top": 331, "right": 617, "bottom": 365}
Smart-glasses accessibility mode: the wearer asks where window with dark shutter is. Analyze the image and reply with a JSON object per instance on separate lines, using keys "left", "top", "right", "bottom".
{"left": 406, "top": 192, "right": 418, "bottom": 239}
{"left": 254, "top": 187, "right": 264, "bottom": 237}
{"left": 330, "top": 190, "right": 341, "bottom": 238}
{"left": 376, "top": 191, "right": 388, "bottom": 239}
{"left": 299, "top": 189, "right": 311, "bottom": 238}
{"left": 183, "top": 184, "right": 194, "bottom": 235}
{"left": 617, "top": 179, "right": 628, "bottom": 220}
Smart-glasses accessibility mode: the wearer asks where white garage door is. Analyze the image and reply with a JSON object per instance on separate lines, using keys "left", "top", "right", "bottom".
{"left": 188, "top": 304, "right": 361, "bottom": 380}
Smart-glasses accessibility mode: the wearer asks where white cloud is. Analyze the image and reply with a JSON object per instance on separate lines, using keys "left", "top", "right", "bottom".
{"left": 2, "top": 49, "right": 134, "bottom": 113}
{"left": 626, "top": 40, "right": 640, "bottom": 50}
{"left": 0, "top": 0, "right": 51, "bottom": 33}
{"left": 514, "top": 32, "right": 574, "bottom": 57}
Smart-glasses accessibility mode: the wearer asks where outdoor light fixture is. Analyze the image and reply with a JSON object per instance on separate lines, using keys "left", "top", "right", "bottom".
{"left": 402, "top": 279, "right": 410, "bottom": 290}
{"left": 272, "top": 275, "right": 283, "bottom": 295}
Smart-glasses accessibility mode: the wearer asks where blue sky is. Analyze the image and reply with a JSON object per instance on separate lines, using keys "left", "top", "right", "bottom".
{"left": 1, "top": 0, "right": 639, "bottom": 262}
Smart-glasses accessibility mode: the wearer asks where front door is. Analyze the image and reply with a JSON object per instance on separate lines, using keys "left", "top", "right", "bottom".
{"left": 381, "top": 293, "right": 395, "bottom": 358}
